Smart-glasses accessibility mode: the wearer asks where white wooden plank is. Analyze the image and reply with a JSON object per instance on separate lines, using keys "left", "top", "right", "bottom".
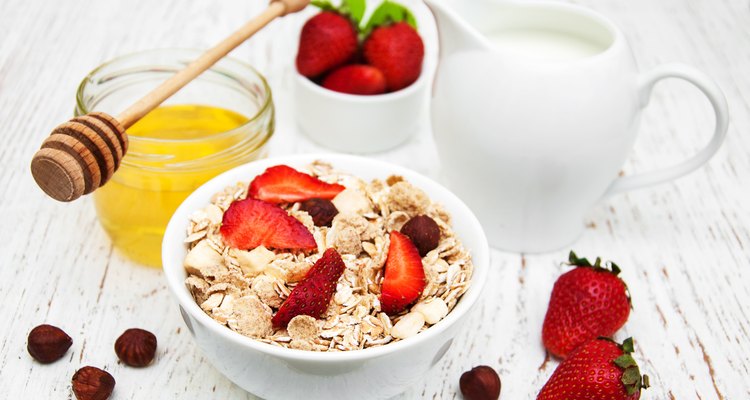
{"left": 0, "top": 0, "right": 748, "bottom": 398}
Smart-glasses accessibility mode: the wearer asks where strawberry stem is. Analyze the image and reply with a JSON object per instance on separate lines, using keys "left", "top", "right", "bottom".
{"left": 613, "top": 337, "right": 650, "bottom": 396}
{"left": 610, "top": 261, "right": 622, "bottom": 275}
{"left": 568, "top": 250, "right": 633, "bottom": 308}
{"left": 310, "top": 0, "right": 418, "bottom": 38}
{"left": 621, "top": 337, "right": 635, "bottom": 353}
{"left": 568, "top": 250, "right": 592, "bottom": 266}
{"left": 339, "top": 0, "right": 366, "bottom": 26}
{"left": 311, "top": 0, "right": 336, "bottom": 11}
{"left": 568, "top": 250, "right": 620, "bottom": 276}
{"left": 311, "top": 0, "right": 366, "bottom": 27}
{"left": 363, "top": 0, "right": 418, "bottom": 35}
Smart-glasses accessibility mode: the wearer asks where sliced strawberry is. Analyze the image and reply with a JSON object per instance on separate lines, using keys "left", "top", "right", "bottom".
{"left": 380, "top": 231, "right": 426, "bottom": 315}
{"left": 219, "top": 198, "right": 316, "bottom": 251}
{"left": 272, "top": 248, "right": 346, "bottom": 328}
{"left": 322, "top": 64, "right": 387, "bottom": 95}
{"left": 248, "top": 165, "right": 345, "bottom": 204}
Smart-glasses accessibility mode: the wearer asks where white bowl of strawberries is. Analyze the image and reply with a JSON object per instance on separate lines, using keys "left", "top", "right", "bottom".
{"left": 162, "top": 154, "right": 489, "bottom": 399}
{"left": 293, "top": 0, "right": 429, "bottom": 153}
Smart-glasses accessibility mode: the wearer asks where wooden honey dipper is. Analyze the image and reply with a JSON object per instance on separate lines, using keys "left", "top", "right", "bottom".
{"left": 30, "top": 0, "right": 309, "bottom": 202}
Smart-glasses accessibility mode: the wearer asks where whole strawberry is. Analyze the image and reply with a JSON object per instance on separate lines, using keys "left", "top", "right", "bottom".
{"left": 363, "top": 21, "right": 424, "bottom": 91}
{"left": 542, "top": 251, "right": 631, "bottom": 358}
{"left": 323, "top": 64, "right": 387, "bottom": 95}
{"left": 537, "top": 337, "right": 649, "bottom": 400}
{"left": 296, "top": 11, "right": 358, "bottom": 78}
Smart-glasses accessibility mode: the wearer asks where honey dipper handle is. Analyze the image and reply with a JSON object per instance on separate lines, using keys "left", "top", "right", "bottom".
{"left": 30, "top": 0, "right": 309, "bottom": 202}
{"left": 117, "top": 0, "right": 309, "bottom": 128}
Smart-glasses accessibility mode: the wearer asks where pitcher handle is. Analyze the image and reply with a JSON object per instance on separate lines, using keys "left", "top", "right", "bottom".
{"left": 605, "top": 63, "right": 729, "bottom": 195}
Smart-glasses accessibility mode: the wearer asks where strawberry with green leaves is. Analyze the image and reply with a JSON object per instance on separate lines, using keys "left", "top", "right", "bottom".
{"left": 296, "top": 0, "right": 424, "bottom": 93}
{"left": 537, "top": 337, "right": 649, "bottom": 400}
{"left": 359, "top": 1, "right": 422, "bottom": 91}
{"left": 542, "top": 251, "right": 632, "bottom": 358}
{"left": 363, "top": 18, "right": 424, "bottom": 91}
{"left": 295, "top": 0, "right": 362, "bottom": 78}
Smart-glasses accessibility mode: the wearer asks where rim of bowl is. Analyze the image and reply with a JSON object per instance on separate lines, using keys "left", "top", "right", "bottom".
{"left": 76, "top": 48, "right": 274, "bottom": 144}
{"left": 163, "top": 153, "right": 489, "bottom": 363}
{"left": 445, "top": 0, "right": 623, "bottom": 65}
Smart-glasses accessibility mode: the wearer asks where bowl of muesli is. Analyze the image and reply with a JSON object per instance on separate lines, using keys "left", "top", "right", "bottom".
{"left": 162, "top": 154, "right": 489, "bottom": 400}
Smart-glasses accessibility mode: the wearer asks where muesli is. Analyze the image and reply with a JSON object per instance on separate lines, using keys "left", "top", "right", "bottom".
{"left": 183, "top": 161, "right": 472, "bottom": 351}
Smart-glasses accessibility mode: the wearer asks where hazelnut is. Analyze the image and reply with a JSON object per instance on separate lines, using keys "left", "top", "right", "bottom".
{"left": 400, "top": 215, "right": 440, "bottom": 256}
{"left": 72, "top": 366, "right": 115, "bottom": 400}
{"left": 27, "top": 324, "right": 72, "bottom": 364}
{"left": 459, "top": 365, "right": 501, "bottom": 400}
{"left": 300, "top": 198, "right": 339, "bottom": 227}
{"left": 114, "top": 328, "right": 157, "bottom": 367}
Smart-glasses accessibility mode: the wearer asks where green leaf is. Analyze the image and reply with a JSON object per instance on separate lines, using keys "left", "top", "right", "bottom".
{"left": 340, "top": 0, "right": 366, "bottom": 25}
{"left": 621, "top": 337, "right": 634, "bottom": 353}
{"left": 311, "top": 0, "right": 336, "bottom": 11}
{"left": 364, "top": 0, "right": 418, "bottom": 33}
{"left": 621, "top": 367, "right": 641, "bottom": 385}
{"left": 614, "top": 354, "right": 637, "bottom": 369}
{"left": 568, "top": 251, "right": 592, "bottom": 267}
{"left": 610, "top": 261, "right": 621, "bottom": 275}
{"left": 624, "top": 381, "right": 638, "bottom": 396}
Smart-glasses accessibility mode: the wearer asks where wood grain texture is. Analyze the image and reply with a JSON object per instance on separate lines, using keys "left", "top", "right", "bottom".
{"left": 0, "top": 0, "right": 748, "bottom": 398}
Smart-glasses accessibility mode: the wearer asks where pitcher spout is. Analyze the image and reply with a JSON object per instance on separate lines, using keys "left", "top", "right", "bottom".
{"left": 424, "top": 0, "right": 492, "bottom": 58}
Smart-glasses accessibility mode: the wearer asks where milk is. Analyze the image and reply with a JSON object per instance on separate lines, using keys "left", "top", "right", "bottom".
{"left": 487, "top": 29, "right": 607, "bottom": 62}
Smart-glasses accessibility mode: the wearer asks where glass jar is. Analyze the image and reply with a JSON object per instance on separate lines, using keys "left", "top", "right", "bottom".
{"left": 76, "top": 49, "right": 274, "bottom": 267}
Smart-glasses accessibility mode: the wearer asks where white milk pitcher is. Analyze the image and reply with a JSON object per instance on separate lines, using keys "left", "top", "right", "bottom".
{"left": 425, "top": 0, "right": 729, "bottom": 253}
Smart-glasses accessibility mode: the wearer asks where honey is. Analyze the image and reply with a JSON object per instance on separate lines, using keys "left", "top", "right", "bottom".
{"left": 94, "top": 105, "right": 268, "bottom": 266}
{"left": 76, "top": 49, "right": 274, "bottom": 267}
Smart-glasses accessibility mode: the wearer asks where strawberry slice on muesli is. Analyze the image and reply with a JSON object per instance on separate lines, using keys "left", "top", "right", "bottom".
{"left": 249, "top": 165, "right": 345, "bottom": 204}
{"left": 220, "top": 197, "right": 317, "bottom": 251}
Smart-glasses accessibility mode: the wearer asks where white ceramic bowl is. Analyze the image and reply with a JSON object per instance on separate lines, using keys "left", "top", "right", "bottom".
{"left": 293, "top": 65, "right": 430, "bottom": 154}
{"left": 163, "top": 154, "right": 489, "bottom": 400}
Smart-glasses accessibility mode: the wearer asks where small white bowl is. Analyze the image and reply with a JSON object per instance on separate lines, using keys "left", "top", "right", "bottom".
{"left": 293, "top": 66, "right": 430, "bottom": 153}
{"left": 163, "top": 154, "right": 489, "bottom": 400}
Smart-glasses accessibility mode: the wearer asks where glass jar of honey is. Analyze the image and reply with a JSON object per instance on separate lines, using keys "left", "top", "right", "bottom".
{"left": 76, "top": 49, "right": 274, "bottom": 267}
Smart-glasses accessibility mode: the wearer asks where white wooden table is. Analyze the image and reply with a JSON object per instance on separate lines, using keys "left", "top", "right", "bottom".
{"left": 1, "top": 0, "right": 748, "bottom": 398}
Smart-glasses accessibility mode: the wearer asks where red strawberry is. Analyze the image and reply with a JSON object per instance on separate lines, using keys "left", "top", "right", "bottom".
{"left": 363, "top": 22, "right": 424, "bottom": 91}
{"left": 296, "top": 11, "right": 358, "bottom": 78}
{"left": 322, "top": 64, "right": 387, "bottom": 95}
{"left": 542, "top": 252, "right": 631, "bottom": 358}
{"left": 272, "top": 248, "right": 346, "bottom": 327}
{"left": 380, "top": 231, "right": 426, "bottom": 314}
{"left": 537, "top": 337, "right": 649, "bottom": 400}
{"left": 248, "top": 165, "right": 345, "bottom": 204}
{"left": 220, "top": 197, "right": 316, "bottom": 251}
